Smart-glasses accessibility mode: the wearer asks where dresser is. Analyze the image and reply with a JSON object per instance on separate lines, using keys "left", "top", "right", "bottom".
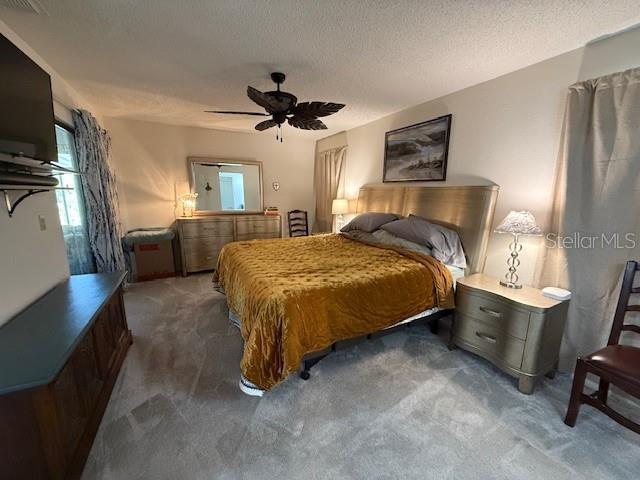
{"left": 0, "top": 273, "right": 130, "bottom": 480}
{"left": 451, "top": 274, "right": 569, "bottom": 394}
{"left": 177, "top": 214, "right": 282, "bottom": 276}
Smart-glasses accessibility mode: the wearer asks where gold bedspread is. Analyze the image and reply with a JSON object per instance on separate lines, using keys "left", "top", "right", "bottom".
{"left": 213, "top": 234, "right": 454, "bottom": 390}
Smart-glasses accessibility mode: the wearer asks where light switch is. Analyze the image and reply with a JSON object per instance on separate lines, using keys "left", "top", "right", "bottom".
{"left": 38, "top": 215, "right": 47, "bottom": 231}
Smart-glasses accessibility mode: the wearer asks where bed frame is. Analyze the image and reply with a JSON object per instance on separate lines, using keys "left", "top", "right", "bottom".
{"left": 299, "top": 183, "right": 499, "bottom": 380}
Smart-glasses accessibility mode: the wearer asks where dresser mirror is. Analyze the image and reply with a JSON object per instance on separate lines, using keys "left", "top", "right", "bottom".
{"left": 189, "top": 157, "right": 263, "bottom": 214}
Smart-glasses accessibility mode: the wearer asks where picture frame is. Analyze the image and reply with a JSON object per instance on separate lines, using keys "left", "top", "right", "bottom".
{"left": 383, "top": 114, "right": 452, "bottom": 182}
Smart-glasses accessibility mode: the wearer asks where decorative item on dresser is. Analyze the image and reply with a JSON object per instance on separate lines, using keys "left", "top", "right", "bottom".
{"left": 287, "top": 210, "right": 309, "bottom": 237}
{"left": 0, "top": 272, "right": 130, "bottom": 480}
{"left": 565, "top": 260, "right": 640, "bottom": 434}
{"left": 177, "top": 214, "right": 282, "bottom": 276}
{"left": 451, "top": 273, "right": 569, "bottom": 394}
{"left": 494, "top": 210, "right": 542, "bottom": 289}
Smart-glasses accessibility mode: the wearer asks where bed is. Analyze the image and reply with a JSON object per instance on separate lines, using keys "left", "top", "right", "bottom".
{"left": 213, "top": 184, "right": 498, "bottom": 395}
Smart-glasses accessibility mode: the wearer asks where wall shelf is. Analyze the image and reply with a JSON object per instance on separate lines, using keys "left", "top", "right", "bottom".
{"left": 0, "top": 154, "right": 80, "bottom": 175}
{"left": 1, "top": 185, "right": 71, "bottom": 218}
{"left": 0, "top": 154, "right": 81, "bottom": 217}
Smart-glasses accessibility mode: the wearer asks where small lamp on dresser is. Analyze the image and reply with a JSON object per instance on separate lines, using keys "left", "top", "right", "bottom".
{"left": 332, "top": 198, "right": 349, "bottom": 232}
{"left": 495, "top": 210, "right": 542, "bottom": 289}
{"left": 180, "top": 193, "right": 198, "bottom": 217}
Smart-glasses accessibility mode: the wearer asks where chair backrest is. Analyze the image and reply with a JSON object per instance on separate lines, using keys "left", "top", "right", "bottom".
{"left": 288, "top": 210, "right": 309, "bottom": 237}
{"left": 608, "top": 260, "right": 640, "bottom": 345}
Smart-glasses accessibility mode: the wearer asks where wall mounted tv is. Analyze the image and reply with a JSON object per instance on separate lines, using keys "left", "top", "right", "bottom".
{"left": 0, "top": 33, "right": 57, "bottom": 163}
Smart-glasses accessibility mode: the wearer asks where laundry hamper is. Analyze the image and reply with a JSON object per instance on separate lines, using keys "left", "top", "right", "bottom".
{"left": 122, "top": 228, "right": 176, "bottom": 282}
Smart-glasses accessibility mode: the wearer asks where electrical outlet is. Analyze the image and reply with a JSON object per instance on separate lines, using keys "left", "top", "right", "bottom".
{"left": 38, "top": 215, "right": 47, "bottom": 231}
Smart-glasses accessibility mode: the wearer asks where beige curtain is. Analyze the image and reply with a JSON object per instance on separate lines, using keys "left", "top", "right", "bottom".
{"left": 313, "top": 146, "right": 347, "bottom": 233}
{"left": 537, "top": 67, "right": 640, "bottom": 371}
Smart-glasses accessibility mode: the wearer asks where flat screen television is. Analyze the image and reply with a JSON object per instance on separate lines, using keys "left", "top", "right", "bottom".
{"left": 0, "top": 33, "right": 57, "bottom": 163}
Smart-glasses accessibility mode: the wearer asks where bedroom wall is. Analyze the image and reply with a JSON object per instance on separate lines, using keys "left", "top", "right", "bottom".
{"left": 317, "top": 26, "right": 640, "bottom": 286}
{"left": 103, "top": 118, "right": 316, "bottom": 233}
{"left": 0, "top": 20, "right": 95, "bottom": 326}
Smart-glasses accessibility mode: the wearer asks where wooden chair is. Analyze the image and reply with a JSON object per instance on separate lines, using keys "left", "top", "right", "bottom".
{"left": 287, "top": 210, "right": 309, "bottom": 237}
{"left": 564, "top": 260, "right": 640, "bottom": 434}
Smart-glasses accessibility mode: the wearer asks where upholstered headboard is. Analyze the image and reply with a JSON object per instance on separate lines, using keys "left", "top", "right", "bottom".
{"left": 356, "top": 184, "right": 499, "bottom": 274}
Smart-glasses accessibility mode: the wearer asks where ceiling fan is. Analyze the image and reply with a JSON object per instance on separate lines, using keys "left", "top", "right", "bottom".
{"left": 206, "top": 72, "right": 345, "bottom": 142}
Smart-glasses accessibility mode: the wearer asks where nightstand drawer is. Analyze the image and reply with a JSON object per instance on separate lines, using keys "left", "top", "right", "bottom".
{"left": 454, "top": 312, "right": 525, "bottom": 369}
{"left": 456, "top": 291, "right": 530, "bottom": 340}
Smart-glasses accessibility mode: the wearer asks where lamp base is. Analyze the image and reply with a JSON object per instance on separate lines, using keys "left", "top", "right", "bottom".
{"left": 500, "top": 280, "right": 522, "bottom": 289}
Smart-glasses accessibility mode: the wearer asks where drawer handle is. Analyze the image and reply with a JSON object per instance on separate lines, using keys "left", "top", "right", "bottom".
{"left": 479, "top": 306, "right": 502, "bottom": 318}
{"left": 475, "top": 331, "right": 497, "bottom": 344}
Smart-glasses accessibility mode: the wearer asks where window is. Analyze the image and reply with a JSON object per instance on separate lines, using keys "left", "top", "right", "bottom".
{"left": 55, "top": 123, "right": 95, "bottom": 274}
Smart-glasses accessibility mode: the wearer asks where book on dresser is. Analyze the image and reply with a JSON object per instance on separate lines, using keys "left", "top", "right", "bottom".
{"left": 176, "top": 214, "right": 282, "bottom": 276}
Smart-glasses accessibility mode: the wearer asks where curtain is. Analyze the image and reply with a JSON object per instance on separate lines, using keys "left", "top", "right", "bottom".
{"left": 72, "top": 110, "right": 127, "bottom": 274}
{"left": 537, "top": 67, "right": 640, "bottom": 371}
{"left": 63, "top": 224, "right": 96, "bottom": 274}
{"left": 313, "top": 146, "right": 347, "bottom": 233}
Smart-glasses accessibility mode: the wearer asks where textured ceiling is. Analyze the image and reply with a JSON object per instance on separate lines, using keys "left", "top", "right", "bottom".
{"left": 2, "top": 1, "right": 639, "bottom": 137}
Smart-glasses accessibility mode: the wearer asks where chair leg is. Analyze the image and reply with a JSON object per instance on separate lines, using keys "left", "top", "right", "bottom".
{"left": 597, "top": 378, "right": 610, "bottom": 403}
{"left": 564, "top": 360, "right": 588, "bottom": 427}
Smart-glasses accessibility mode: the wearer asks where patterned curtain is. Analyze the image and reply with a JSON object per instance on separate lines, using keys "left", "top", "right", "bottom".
{"left": 313, "top": 146, "right": 347, "bottom": 233}
{"left": 72, "top": 110, "right": 127, "bottom": 274}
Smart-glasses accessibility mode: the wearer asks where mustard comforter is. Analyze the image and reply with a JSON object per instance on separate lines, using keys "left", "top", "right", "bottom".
{"left": 213, "top": 234, "right": 454, "bottom": 390}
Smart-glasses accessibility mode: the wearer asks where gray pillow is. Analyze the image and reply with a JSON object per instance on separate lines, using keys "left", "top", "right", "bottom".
{"left": 340, "top": 212, "right": 400, "bottom": 233}
{"left": 371, "top": 229, "right": 433, "bottom": 257}
{"left": 380, "top": 215, "right": 467, "bottom": 269}
{"left": 341, "top": 229, "right": 378, "bottom": 243}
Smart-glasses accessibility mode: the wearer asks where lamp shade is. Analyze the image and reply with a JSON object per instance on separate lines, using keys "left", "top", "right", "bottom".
{"left": 331, "top": 198, "right": 349, "bottom": 215}
{"left": 495, "top": 210, "right": 542, "bottom": 236}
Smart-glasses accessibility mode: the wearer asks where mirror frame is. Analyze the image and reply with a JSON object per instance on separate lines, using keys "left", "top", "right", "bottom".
{"left": 187, "top": 156, "right": 264, "bottom": 215}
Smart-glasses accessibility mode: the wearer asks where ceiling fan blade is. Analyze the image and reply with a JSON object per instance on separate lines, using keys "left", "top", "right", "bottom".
{"left": 291, "top": 102, "right": 345, "bottom": 118}
{"left": 288, "top": 116, "right": 328, "bottom": 130}
{"left": 247, "top": 86, "right": 290, "bottom": 113}
{"left": 205, "top": 110, "right": 270, "bottom": 116}
{"left": 255, "top": 119, "right": 277, "bottom": 131}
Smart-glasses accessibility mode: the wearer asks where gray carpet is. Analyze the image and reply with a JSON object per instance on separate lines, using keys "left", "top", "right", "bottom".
{"left": 82, "top": 274, "right": 640, "bottom": 480}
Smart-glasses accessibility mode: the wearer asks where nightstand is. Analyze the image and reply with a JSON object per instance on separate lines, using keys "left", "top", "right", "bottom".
{"left": 450, "top": 273, "right": 569, "bottom": 394}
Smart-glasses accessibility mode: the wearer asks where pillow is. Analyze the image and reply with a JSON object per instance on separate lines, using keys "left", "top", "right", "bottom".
{"left": 341, "top": 229, "right": 378, "bottom": 243}
{"left": 371, "top": 229, "right": 433, "bottom": 257}
{"left": 381, "top": 215, "right": 467, "bottom": 269}
{"left": 340, "top": 212, "right": 400, "bottom": 233}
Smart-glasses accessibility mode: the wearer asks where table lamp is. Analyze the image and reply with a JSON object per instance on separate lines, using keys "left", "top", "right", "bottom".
{"left": 331, "top": 198, "right": 349, "bottom": 232}
{"left": 180, "top": 193, "right": 198, "bottom": 217}
{"left": 495, "top": 210, "right": 542, "bottom": 289}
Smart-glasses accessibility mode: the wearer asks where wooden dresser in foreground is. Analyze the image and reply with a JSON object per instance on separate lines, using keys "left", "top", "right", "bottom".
{"left": 177, "top": 214, "right": 282, "bottom": 276}
{"left": 451, "top": 273, "right": 569, "bottom": 394}
{"left": 0, "top": 272, "right": 131, "bottom": 480}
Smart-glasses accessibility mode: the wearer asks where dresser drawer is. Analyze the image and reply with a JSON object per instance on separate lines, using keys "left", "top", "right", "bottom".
{"left": 181, "top": 219, "right": 234, "bottom": 238}
{"left": 185, "top": 253, "right": 218, "bottom": 272}
{"left": 235, "top": 218, "right": 280, "bottom": 235}
{"left": 456, "top": 290, "right": 530, "bottom": 340}
{"left": 454, "top": 312, "right": 525, "bottom": 370}
{"left": 182, "top": 235, "right": 232, "bottom": 254}
{"left": 182, "top": 236, "right": 232, "bottom": 271}
{"left": 236, "top": 232, "right": 281, "bottom": 241}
